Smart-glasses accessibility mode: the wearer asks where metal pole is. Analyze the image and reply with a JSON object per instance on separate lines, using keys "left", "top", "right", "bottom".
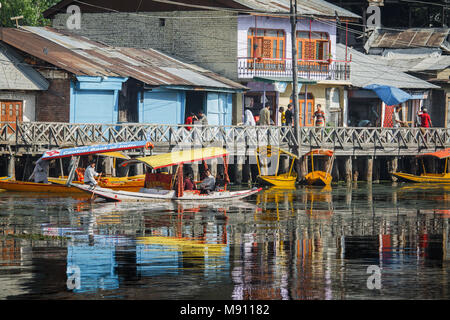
{"left": 291, "top": 0, "right": 300, "bottom": 157}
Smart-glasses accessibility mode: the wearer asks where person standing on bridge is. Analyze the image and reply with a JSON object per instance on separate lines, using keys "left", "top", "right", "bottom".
{"left": 259, "top": 105, "right": 271, "bottom": 126}
{"left": 313, "top": 104, "right": 325, "bottom": 127}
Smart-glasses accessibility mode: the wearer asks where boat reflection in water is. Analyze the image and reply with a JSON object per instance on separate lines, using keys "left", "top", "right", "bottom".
{"left": 0, "top": 183, "right": 449, "bottom": 299}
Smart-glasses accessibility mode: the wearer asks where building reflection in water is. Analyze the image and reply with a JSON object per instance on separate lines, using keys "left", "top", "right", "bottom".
{"left": 0, "top": 184, "right": 448, "bottom": 299}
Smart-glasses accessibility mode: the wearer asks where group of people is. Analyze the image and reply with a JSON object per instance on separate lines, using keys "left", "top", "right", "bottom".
{"left": 29, "top": 158, "right": 101, "bottom": 186}
{"left": 184, "top": 111, "right": 208, "bottom": 130}
{"left": 245, "top": 103, "right": 326, "bottom": 127}
{"left": 393, "top": 105, "right": 432, "bottom": 129}
{"left": 182, "top": 169, "right": 225, "bottom": 194}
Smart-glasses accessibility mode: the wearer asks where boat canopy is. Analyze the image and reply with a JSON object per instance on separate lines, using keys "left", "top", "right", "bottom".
{"left": 417, "top": 148, "right": 450, "bottom": 159}
{"left": 122, "top": 147, "right": 229, "bottom": 169}
{"left": 41, "top": 141, "right": 153, "bottom": 160}
{"left": 304, "top": 149, "right": 334, "bottom": 157}
{"left": 98, "top": 152, "right": 130, "bottom": 160}
{"left": 256, "top": 145, "right": 298, "bottom": 159}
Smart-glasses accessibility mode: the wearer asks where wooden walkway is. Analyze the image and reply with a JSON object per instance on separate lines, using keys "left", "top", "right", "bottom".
{"left": 1, "top": 122, "right": 449, "bottom": 157}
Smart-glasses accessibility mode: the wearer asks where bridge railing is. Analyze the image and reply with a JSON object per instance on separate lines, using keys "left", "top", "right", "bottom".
{"left": 1, "top": 122, "right": 449, "bottom": 154}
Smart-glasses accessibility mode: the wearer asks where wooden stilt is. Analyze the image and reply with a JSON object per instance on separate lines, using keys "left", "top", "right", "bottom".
{"left": 344, "top": 156, "right": 352, "bottom": 184}
{"left": 366, "top": 157, "right": 373, "bottom": 183}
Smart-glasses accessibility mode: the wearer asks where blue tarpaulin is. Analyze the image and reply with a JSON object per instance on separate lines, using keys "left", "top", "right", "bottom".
{"left": 363, "top": 84, "right": 413, "bottom": 106}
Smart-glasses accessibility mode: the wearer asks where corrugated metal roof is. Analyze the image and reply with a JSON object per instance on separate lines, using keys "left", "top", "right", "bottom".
{"left": 0, "top": 26, "right": 246, "bottom": 90}
{"left": 335, "top": 44, "right": 439, "bottom": 89}
{"left": 369, "top": 28, "right": 450, "bottom": 50}
{"left": 0, "top": 42, "right": 49, "bottom": 91}
{"left": 370, "top": 54, "right": 450, "bottom": 72}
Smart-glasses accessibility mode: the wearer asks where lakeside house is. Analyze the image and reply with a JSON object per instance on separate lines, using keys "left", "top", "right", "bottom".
{"left": 335, "top": 43, "right": 439, "bottom": 128}
{"left": 0, "top": 26, "right": 246, "bottom": 126}
{"left": 365, "top": 28, "right": 450, "bottom": 128}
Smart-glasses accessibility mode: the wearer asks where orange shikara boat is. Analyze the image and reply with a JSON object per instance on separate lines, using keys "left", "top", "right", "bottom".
{"left": 304, "top": 149, "right": 335, "bottom": 186}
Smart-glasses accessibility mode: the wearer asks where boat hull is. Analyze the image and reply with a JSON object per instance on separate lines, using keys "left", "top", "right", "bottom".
{"left": 0, "top": 180, "right": 83, "bottom": 193}
{"left": 73, "top": 184, "right": 262, "bottom": 202}
{"left": 393, "top": 172, "right": 450, "bottom": 183}
{"left": 257, "top": 174, "right": 297, "bottom": 188}
{"left": 0, "top": 179, "right": 145, "bottom": 193}
{"left": 305, "top": 171, "right": 332, "bottom": 186}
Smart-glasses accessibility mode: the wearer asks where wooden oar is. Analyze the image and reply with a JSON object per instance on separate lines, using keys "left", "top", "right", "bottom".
{"left": 91, "top": 173, "right": 102, "bottom": 200}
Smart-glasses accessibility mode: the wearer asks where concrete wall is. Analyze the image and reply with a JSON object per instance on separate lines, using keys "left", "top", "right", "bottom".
{"left": 278, "top": 83, "right": 346, "bottom": 126}
{"left": 0, "top": 91, "right": 36, "bottom": 122}
{"left": 52, "top": 11, "right": 239, "bottom": 80}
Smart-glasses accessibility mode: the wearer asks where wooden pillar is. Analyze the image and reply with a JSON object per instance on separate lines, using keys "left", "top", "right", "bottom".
{"left": 373, "top": 157, "right": 380, "bottom": 183}
{"left": 366, "top": 157, "right": 373, "bottom": 183}
{"left": 344, "top": 156, "right": 352, "bottom": 184}
{"left": 234, "top": 155, "right": 244, "bottom": 184}
{"left": 352, "top": 158, "right": 359, "bottom": 182}
{"left": 332, "top": 156, "right": 340, "bottom": 181}
{"left": 389, "top": 157, "right": 398, "bottom": 182}
{"left": 7, "top": 155, "right": 15, "bottom": 178}
{"left": 409, "top": 156, "right": 418, "bottom": 176}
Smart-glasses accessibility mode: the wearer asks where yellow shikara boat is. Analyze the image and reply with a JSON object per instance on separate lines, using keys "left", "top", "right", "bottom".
{"left": 304, "top": 149, "right": 335, "bottom": 186}
{"left": 393, "top": 148, "right": 450, "bottom": 183}
{"left": 255, "top": 146, "right": 298, "bottom": 188}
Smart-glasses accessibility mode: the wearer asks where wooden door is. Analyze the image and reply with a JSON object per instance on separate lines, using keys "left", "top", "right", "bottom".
{"left": 1, "top": 101, "right": 23, "bottom": 132}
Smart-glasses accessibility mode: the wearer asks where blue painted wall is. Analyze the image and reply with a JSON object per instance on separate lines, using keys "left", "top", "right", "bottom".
{"left": 206, "top": 92, "right": 233, "bottom": 126}
{"left": 139, "top": 90, "right": 185, "bottom": 125}
{"left": 70, "top": 76, "right": 127, "bottom": 123}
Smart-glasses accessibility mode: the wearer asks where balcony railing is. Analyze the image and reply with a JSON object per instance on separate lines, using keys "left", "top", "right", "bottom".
{"left": 237, "top": 57, "right": 351, "bottom": 81}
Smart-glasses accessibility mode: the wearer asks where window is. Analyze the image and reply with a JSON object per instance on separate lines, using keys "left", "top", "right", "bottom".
{"left": 296, "top": 31, "right": 330, "bottom": 64}
{"left": 247, "top": 28, "right": 286, "bottom": 67}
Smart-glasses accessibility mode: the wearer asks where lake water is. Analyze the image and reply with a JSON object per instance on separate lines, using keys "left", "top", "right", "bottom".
{"left": 0, "top": 183, "right": 449, "bottom": 300}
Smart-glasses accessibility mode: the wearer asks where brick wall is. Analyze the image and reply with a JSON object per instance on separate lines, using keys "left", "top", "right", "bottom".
{"left": 52, "top": 11, "right": 239, "bottom": 80}
{"left": 36, "top": 78, "right": 71, "bottom": 122}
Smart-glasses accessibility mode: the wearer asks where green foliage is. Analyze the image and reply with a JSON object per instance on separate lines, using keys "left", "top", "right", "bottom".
{"left": 0, "top": 0, "right": 60, "bottom": 27}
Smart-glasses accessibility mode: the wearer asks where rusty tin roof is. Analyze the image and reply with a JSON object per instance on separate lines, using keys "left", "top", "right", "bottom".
{"left": 369, "top": 28, "right": 450, "bottom": 50}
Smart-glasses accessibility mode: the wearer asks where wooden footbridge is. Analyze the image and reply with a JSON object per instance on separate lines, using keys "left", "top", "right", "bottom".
{"left": 1, "top": 122, "right": 449, "bottom": 156}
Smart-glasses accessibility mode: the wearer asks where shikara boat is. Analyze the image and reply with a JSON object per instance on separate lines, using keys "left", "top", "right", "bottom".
{"left": 304, "top": 149, "right": 335, "bottom": 186}
{"left": 255, "top": 145, "right": 298, "bottom": 188}
{"left": 72, "top": 147, "right": 262, "bottom": 202}
{"left": 393, "top": 148, "right": 450, "bottom": 183}
{"left": 0, "top": 141, "right": 153, "bottom": 193}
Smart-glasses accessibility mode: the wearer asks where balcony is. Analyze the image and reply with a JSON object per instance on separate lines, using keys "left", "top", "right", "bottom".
{"left": 237, "top": 57, "right": 351, "bottom": 81}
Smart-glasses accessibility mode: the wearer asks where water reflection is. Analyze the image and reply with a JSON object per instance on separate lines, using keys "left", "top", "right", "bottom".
{"left": 0, "top": 184, "right": 449, "bottom": 299}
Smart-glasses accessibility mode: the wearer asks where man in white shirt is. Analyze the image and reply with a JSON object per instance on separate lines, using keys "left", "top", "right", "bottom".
{"left": 197, "top": 169, "right": 216, "bottom": 194}
{"left": 84, "top": 161, "right": 101, "bottom": 186}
